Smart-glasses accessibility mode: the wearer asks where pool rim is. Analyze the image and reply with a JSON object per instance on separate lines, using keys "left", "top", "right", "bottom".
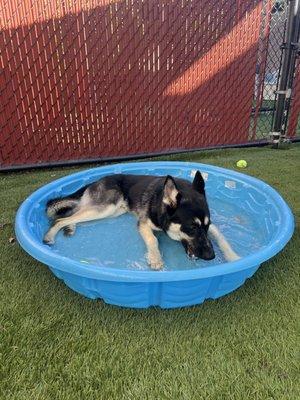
{"left": 15, "top": 161, "right": 294, "bottom": 283}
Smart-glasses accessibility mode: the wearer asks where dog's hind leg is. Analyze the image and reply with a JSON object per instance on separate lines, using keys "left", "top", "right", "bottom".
{"left": 43, "top": 205, "right": 118, "bottom": 244}
{"left": 138, "top": 220, "right": 163, "bottom": 270}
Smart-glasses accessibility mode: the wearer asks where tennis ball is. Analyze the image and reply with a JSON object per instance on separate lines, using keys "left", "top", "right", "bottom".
{"left": 236, "top": 160, "right": 247, "bottom": 168}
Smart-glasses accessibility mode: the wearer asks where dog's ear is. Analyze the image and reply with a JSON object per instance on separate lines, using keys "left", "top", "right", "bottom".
{"left": 163, "top": 176, "right": 181, "bottom": 208}
{"left": 192, "top": 171, "right": 205, "bottom": 194}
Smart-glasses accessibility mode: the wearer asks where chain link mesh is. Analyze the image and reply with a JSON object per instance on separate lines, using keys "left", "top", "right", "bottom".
{"left": 287, "top": 58, "right": 300, "bottom": 138}
{"left": 250, "top": 0, "right": 289, "bottom": 140}
{"left": 0, "top": 0, "right": 296, "bottom": 169}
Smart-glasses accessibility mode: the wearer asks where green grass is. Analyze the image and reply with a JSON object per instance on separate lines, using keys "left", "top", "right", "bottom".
{"left": 1, "top": 145, "right": 300, "bottom": 400}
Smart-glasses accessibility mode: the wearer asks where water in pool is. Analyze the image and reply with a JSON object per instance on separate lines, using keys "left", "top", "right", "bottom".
{"left": 49, "top": 197, "right": 265, "bottom": 271}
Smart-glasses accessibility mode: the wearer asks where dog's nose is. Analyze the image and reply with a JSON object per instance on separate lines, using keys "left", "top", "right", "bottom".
{"left": 201, "top": 248, "right": 215, "bottom": 260}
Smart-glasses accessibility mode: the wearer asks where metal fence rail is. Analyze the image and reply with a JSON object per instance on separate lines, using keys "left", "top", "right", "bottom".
{"left": 0, "top": 0, "right": 299, "bottom": 170}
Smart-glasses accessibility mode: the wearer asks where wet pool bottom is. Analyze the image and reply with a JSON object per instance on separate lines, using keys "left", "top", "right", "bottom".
{"left": 50, "top": 197, "right": 264, "bottom": 271}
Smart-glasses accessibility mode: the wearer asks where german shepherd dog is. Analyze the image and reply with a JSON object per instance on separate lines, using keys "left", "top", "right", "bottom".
{"left": 43, "top": 171, "right": 239, "bottom": 269}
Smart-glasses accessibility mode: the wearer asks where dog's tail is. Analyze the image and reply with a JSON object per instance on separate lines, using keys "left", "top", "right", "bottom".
{"left": 46, "top": 197, "right": 79, "bottom": 220}
{"left": 46, "top": 184, "right": 89, "bottom": 220}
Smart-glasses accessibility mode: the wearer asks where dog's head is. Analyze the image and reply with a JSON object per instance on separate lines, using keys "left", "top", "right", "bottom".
{"left": 163, "top": 171, "right": 215, "bottom": 261}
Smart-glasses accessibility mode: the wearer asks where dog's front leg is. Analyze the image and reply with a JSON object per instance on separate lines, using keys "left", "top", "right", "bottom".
{"left": 138, "top": 221, "right": 163, "bottom": 270}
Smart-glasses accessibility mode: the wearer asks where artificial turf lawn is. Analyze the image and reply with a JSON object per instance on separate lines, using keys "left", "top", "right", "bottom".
{"left": 0, "top": 145, "right": 299, "bottom": 400}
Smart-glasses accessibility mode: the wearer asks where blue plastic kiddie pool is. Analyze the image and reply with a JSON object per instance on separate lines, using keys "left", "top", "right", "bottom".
{"left": 15, "top": 162, "right": 294, "bottom": 308}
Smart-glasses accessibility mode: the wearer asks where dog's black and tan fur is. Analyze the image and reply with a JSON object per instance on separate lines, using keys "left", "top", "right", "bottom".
{"left": 43, "top": 171, "right": 239, "bottom": 269}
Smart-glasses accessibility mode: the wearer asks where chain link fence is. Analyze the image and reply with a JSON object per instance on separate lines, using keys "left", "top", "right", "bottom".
{"left": 0, "top": 0, "right": 299, "bottom": 170}
{"left": 287, "top": 57, "right": 300, "bottom": 137}
{"left": 250, "top": 0, "right": 289, "bottom": 140}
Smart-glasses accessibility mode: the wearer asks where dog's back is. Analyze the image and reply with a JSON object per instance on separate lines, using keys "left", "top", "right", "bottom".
{"left": 45, "top": 174, "right": 158, "bottom": 221}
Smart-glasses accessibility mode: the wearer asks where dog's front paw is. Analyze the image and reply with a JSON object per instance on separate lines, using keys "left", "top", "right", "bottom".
{"left": 147, "top": 252, "right": 164, "bottom": 270}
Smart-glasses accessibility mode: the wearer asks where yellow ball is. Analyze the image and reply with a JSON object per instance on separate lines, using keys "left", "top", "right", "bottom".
{"left": 236, "top": 160, "right": 247, "bottom": 168}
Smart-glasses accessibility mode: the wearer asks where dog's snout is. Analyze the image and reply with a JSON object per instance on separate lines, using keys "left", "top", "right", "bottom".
{"left": 188, "top": 250, "right": 199, "bottom": 260}
{"left": 199, "top": 237, "right": 215, "bottom": 260}
{"left": 182, "top": 236, "right": 215, "bottom": 261}
{"left": 201, "top": 248, "right": 215, "bottom": 260}
{"left": 187, "top": 245, "right": 215, "bottom": 261}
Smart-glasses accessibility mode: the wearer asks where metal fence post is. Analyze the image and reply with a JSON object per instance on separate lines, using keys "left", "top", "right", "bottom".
{"left": 271, "top": 0, "right": 300, "bottom": 144}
